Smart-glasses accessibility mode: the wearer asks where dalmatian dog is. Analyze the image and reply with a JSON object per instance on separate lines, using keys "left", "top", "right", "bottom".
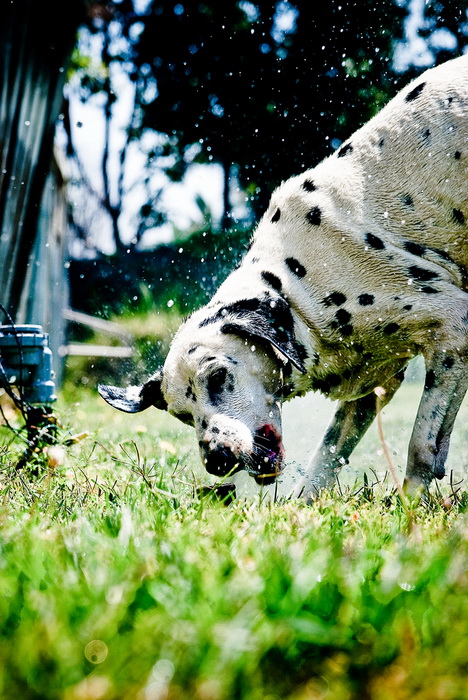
{"left": 99, "top": 55, "right": 468, "bottom": 500}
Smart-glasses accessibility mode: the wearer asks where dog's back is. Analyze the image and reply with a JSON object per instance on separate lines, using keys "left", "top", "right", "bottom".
{"left": 249, "top": 55, "right": 468, "bottom": 299}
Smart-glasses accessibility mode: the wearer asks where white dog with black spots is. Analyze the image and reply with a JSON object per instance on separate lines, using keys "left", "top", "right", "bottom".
{"left": 100, "top": 55, "right": 468, "bottom": 500}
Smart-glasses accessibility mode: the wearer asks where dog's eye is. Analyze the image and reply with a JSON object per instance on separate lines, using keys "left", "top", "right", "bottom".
{"left": 209, "top": 367, "right": 228, "bottom": 385}
{"left": 207, "top": 367, "right": 228, "bottom": 405}
{"left": 174, "top": 412, "right": 193, "bottom": 426}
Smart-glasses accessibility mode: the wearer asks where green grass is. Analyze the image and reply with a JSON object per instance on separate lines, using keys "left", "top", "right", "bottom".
{"left": 0, "top": 385, "right": 467, "bottom": 700}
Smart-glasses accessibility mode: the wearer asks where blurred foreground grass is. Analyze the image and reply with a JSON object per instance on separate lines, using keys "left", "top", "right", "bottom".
{"left": 0, "top": 383, "right": 467, "bottom": 700}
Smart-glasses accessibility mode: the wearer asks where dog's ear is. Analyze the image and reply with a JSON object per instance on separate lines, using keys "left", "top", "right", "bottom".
{"left": 221, "top": 297, "right": 307, "bottom": 374}
{"left": 98, "top": 370, "right": 167, "bottom": 413}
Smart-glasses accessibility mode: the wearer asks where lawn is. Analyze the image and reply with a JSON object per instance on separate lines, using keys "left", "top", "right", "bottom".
{"left": 0, "top": 375, "right": 467, "bottom": 700}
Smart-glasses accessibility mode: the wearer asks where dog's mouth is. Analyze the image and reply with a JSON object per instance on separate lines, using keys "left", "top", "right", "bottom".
{"left": 249, "top": 424, "right": 284, "bottom": 485}
{"left": 201, "top": 423, "right": 284, "bottom": 485}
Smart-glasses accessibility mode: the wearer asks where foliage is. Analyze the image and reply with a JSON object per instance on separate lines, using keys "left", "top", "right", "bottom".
{"left": 420, "top": 0, "right": 468, "bottom": 62}
{"left": 0, "top": 388, "right": 467, "bottom": 699}
{"left": 137, "top": 0, "right": 408, "bottom": 213}
{"left": 67, "top": 0, "right": 468, "bottom": 252}
{"left": 68, "top": 226, "right": 251, "bottom": 320}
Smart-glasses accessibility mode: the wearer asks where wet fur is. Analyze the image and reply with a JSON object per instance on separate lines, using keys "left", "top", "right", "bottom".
{"left": 100, "top": 56, "right": 468, "bottom": 499}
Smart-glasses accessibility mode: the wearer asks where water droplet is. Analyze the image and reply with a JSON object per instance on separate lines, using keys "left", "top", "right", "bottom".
{"left": 84, "top": 640, "right": 108, "bottom": 664}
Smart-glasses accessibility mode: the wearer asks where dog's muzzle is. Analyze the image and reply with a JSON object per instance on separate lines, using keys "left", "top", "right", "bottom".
{"left": 203, "top": 444, "right": 244, "bottom": 478}
{"left": 200, "top": 424, "right": 284, "bottom": 485}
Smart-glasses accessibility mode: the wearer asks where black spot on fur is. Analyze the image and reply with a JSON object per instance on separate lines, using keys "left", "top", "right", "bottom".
{"left": 271, "top": 208, "right": 281, "bottom": 223}
{"left": 207, "top": 368, "right": 228, "bottom": 406}
{"left": 174, "top": 412, "right": 193, "bottom": 425}
{"left": 337, "top": 142, "right": 353, "bottom": 157}
{"left": 335, "top": 309, "right": 352, "bottom": 325}
{"left": 219, "top": 294, "right": 305, "bottom": 373}
{"left": 452, "top": 208, "right": 465, "bottom": 225}
{"left": 323, "top": 291, "right": 347, "bottom": 307}
{"left": 421, "top": 286, "right": 439, "bottom": 294}
{"left": 199, "top": 298, "right": 262, "bottom": 328}
{"left": 403, "top": 304, "right": 413, "bottom": 311}
{"left": 424, "top": 369, "right": 436, "bottom": 390}
{"left": 408, "top": 265, "right": 438, "bottom": 282}
{"left": 383, "top": 322, "right": 400, "bottom": 335}
{"left": 313, "top": 373, "right": 341, "bottom": 394}
{"left": 365, "top": 232, "right": 385, "bottom": 250}
{"left": 185, "top": 385, "right": 196, "bottom": 402}
{"left": 201, "top": 419, "right": 208, "bottom": 430}
{"left": 251, "top": 256, "right": 259, "bottom": 264}
{"left": 261, "top": 271, "right": 282, "bottom": 292}
{"left": 405, "top": 82, "right": 426, "bottom": 102}
{"left": 401, "top": 193, "right": 414, "bottom": 207}
{"left": 302, "top": 179, "right": 317, "bottom": 192}
{"left": 306, "top": 206, "right": 322, "bottom": 226}
{"left": 285, "top": 257, "right": 307, "bottom": 278}
{"left": 421, "top": 128, "right": 431, "bottom": 142}
{"left": 430, "top": 405, "right": 440, "bottom": 420}
{"left": 404, "top": 241, "right": 426, "bottom": 256}
{"left": 358, "top": 293, "right": 374, "bottom": 306}
{"left": 442, "top": 356, "right": 454, "bottom": 369}
{"left": 188, "top": 345, "right": 197, "bottom": 355}
{"left": 455, "top": 151, "right": 461, "bottom": 160}
{"left": 296, "top": 343, "right": 308, "bottom": 364}
{"left": 212, "top": 426, "right": 219, "bottom": 434}
{"left": 433, "top": 247, "right": 454, "bottom": 263}
{"left": 378, "top": 138, "right": 385, "bottom": 148}
{"left": 330, "top": 310, "right": 354, "bottom": 336}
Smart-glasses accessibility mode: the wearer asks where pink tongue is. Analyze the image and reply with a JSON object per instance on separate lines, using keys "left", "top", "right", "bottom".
{"left": 256, "top": 424, "right": 282, "bottom": 463}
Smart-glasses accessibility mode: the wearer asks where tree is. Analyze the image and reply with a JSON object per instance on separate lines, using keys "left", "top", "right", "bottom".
{"left": 69, "top": 0, "right": 468, "bottom": 250}
{"left": 63, "top": 1, "right": 169, "bottom": 255}
{"left": 135, "top": 0, "right": 408, "bottom": 215}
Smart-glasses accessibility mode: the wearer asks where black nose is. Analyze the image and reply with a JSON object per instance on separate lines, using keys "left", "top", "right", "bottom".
{"left": 201, "top": 444, "right": 243, "bottom": 477}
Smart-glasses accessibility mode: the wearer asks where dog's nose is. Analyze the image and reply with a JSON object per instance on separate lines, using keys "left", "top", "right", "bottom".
{"left": 200, "top": 442, "right": 243, "bottom": 477}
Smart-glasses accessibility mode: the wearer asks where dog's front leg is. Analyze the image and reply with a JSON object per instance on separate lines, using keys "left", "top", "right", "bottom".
{"left": 405, "top": 348, "right": 468, "bottom": 494}
{"left": 292, "top": 367, "right": 406, "bottom": 502}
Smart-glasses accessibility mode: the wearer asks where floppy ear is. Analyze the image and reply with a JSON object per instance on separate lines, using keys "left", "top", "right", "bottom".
{"left": 98, "top": 371, "right": 167, "bottom": 413}
{"left": 221, "top": 306, "right": 307, "bottom": 374}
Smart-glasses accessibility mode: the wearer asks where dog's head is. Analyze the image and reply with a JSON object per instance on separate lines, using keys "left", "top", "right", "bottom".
{"left": 99, "top": 294, "right": 306, "bottom": 484}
